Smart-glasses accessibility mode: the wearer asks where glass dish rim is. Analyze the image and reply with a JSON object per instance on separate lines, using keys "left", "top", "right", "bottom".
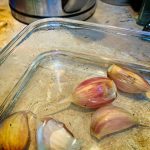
{"left": 0, "top": 18, "right": 150, "bottom": 65}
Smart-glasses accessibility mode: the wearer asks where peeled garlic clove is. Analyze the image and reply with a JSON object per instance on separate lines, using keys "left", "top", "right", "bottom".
{"left": 72, "top": 77, "right": 117, "bottom": 109}
{"left": 107, "top": 64, "right": 150, "bottom": 94}
{"left": 0, "top": 112, "right": 29, "bottom": 150}
{"left": 37, "top": 118, "right": 80, "bottom": 150}
{"left": 90, "top": 105, "right": 136, "bottom": 139}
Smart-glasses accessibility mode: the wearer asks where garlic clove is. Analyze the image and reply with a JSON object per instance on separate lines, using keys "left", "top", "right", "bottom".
{"left": 90, "top": 105, "right": 136, "bottom": 139}
{"left": 72, "top": 77, "right": 117, "bottom": 109}
{"left": 107, "top": 64, "right": 150, "bottom": 94}
{"left": 37, "top": 118, "right": 81, "bottom": 150}
{"left": 0, "top": 112, "right": 29, "bottom": 150}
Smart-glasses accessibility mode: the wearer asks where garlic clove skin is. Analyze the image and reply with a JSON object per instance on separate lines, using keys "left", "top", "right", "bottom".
{"left": 37, "top": 118, "right": 81, "bottom": 150}
{"left": 90, "top": 105, "right": 136, "bottom": 139}
{"left": 0, "top": 112, "right": 29, "bottom": 150}
{"left": 107, "top": 64, "right": 150, "bottom": 94}
{"left": 72, "top": 77, "right": 117, "bottom": 109}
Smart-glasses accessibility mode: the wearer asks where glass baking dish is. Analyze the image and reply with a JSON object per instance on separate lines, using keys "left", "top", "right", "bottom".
{"left": 1, "top": 50, "right": 150, "bottom": 149}
{"left": 0, "top": 18, "right": 150, "bottom": 149}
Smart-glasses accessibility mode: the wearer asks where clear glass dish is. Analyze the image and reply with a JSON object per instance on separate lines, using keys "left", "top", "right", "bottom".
{"left": 0, "top": 51, "right": 150, "bottom": 150}
{"left": 0, "top": 18, "right": 150, "bottom": 149}
{"left": 1, "top": 50, "right": 150, "bottom": 149}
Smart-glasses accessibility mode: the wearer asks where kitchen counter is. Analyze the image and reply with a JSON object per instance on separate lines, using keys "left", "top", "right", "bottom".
{"left": 0, "top": 0, "right": 142, "bottom": 49}
{"left": 0, "top": 1, "right": 150, "bottom": 150}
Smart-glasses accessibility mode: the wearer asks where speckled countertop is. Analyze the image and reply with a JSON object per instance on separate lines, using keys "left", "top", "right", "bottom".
{"left": 0, "top": 0, "right": 142, "bottom": 49}
{"left": 0, "top": 1, "right": 150, "bottom": 150}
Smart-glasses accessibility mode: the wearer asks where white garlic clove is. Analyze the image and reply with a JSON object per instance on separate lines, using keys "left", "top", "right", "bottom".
{"left": 37, "top": 118, "right": 81, "bottom": 150}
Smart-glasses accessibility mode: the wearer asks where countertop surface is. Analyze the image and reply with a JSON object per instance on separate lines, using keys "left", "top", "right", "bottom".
{"left": 0, "top": 1, "right": 150, "bottom": 150}
{"left": 0, "top": 0, "right": 142, "bottom": 49}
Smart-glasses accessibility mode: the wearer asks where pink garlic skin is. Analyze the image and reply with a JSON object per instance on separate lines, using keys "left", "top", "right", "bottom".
{"left": 107, "top": 64, "right": 150, "bottom": 94}
{"left": 72, "top": 77, "right": 117, "bottom": 109}
{"left": 91, "top": 105, "right": 136, "bottom": 139}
